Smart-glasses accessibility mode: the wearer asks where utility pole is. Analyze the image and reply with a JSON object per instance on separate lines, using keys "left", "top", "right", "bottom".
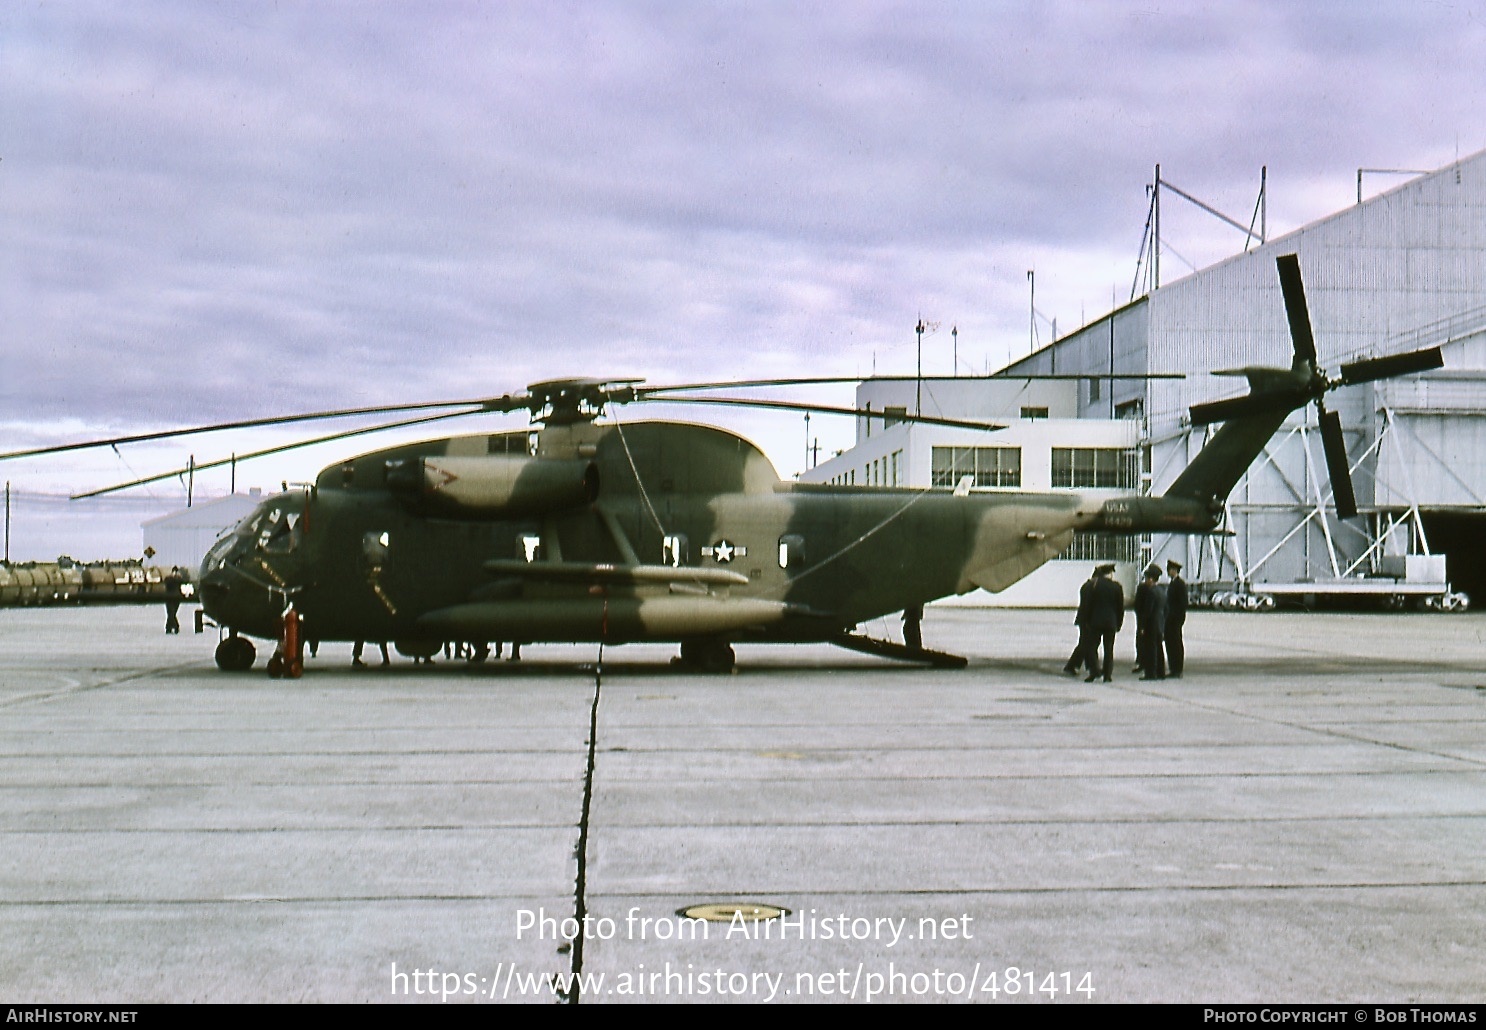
{"left": 4, "top": 481, "right": 9, "bottom": 563}
{"left": 951, "top": 325, "right": 958, "bottom": 376}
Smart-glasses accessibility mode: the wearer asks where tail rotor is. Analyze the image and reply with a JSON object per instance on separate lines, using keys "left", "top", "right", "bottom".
{"left": 1188, "top": 253, "right": 1442, "bottom": 520}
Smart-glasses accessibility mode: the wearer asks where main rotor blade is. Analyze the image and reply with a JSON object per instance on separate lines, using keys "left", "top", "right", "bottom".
{"left": 0, "top": 396, "right": 523, "bottom": 464}
{"left": 636, "top": 372, "right": 1183, "bottom": 396}
{"left": 1189, "top": 389, "right": 1308, "bottom": 426}
{"left": 1338, "top": 346, "right": 1444, "bottom": 385}
{"left": 1318, "top": 407, "right": 1358, "bottom": 519}
{"left": 70, "top": 408, "right": 487, "bottom": 499}
{"left": 648, "top": 395, "right": 1004, "bottom": 431}
{"left": 1276, "top": 253, "right": 1318, "bottom": 367}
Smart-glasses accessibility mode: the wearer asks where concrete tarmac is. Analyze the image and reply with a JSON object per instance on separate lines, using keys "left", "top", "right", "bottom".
{"left": 3, "top": 605, "right": 1485, "bottom": 1004}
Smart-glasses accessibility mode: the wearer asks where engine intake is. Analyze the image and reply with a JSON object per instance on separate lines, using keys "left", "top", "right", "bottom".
{"left": 386, "top": 455, "right": 599, "bottom": 518}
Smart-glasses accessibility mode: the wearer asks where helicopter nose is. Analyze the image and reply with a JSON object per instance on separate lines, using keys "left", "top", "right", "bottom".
{"left": 199, "top": 563, "right": 280, "bottom": 638}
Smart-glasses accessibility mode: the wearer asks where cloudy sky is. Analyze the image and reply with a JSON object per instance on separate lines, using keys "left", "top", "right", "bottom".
{"left": 3, "top": 1, "right": 1485, "bottom": 558}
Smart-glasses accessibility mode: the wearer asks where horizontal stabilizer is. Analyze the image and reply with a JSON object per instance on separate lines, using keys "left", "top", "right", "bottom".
{"left": 1189, "top": 387, "right": 1307, "bottom": 426}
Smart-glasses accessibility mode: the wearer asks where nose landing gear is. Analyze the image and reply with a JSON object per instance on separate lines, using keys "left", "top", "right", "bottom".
{"left": 214, "top": 633, "right": 257, "bottom": 672}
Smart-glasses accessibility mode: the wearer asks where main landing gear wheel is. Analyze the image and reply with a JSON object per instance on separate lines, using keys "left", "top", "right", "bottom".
{"left": 215, "top": 635, "right": 256, "bottom": 672}
{"left": 677, "top": 638, "right": 736, "bottom": 674}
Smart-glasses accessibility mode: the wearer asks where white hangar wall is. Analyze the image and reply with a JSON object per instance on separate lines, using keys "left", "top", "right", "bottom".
{"left": 1007, "top": 149, "right": 1486, "bottom": 592}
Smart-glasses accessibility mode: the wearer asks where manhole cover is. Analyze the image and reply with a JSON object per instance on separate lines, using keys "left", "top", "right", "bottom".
{"left": 679, "top": 902, "right": 788, "bottom": 923}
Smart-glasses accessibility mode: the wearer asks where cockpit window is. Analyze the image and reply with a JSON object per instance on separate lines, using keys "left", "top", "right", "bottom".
{"left": 260, "top": 509, "right": 302, "bottom": 553}
{"left": 244, "top": 495, "right": 307, "bottom": 554}
{"left": 200, "top": 493, "right": 306, "bottom": 573}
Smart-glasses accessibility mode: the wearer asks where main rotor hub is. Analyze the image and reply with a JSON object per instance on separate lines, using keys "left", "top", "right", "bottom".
{"left": 525, "top": 377, "right": 644, "bottom": 425}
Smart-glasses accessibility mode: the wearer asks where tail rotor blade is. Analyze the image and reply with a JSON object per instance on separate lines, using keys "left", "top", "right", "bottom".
{"left": 1339, "top": 346, "right": 1444, "bottom": 385}
{"left": 1276, "top": 254, "right": 1318, "bottom": 366}
{"left": 1318, "top": 408, "right": 1358, "bottom": 519}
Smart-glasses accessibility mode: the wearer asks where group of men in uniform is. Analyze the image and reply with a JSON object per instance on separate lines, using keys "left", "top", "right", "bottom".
{"left": 1064, "top": 558, "right": 1187, "bottom": 682}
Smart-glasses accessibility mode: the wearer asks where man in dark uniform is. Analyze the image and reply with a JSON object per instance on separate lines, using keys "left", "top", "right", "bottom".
{"left": 1084, "top": 563, "right": 1124, "bottom": 682}
{"left": 1131, "top": 564, "right": 1152, "bottom": 674}
{"left": 162, "top": 567, "right": 183, "bottom": 635}
{"left": 1063, "top": 566, "right": 1100, "bottom": 676}
{"left": 1165, "top": 559, "right": 1188, "bottom": 678}
{"left": 1136, "top": 564, "right": 1167, "bottom": 680}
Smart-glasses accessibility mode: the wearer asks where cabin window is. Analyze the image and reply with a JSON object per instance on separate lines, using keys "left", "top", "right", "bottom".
{"left": 778, "top": 534, "right": 807, "bottom": 570}
{"left": 663, "top": 534, "right": 689, "bottom": 567}
{"left": 1020, "top": 406, "right": 1049, "bottom": 420}
{"left": 519, "top": 533, "right": 542, "bottom": 563}
{"left": 362, "top": 530, "right": 389, "bottom": 567}
{"left": 930, "top": 446, "right": 1021, "bottom": 488}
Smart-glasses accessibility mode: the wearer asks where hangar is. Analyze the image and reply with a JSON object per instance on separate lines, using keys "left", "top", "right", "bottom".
{"left": 806, "top": 149, "right": 1486, "bottom": 605}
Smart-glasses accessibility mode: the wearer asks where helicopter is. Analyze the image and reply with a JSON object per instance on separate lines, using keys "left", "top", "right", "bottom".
{"left": 0, "top": 255, "right": 1444, "bottom": 676}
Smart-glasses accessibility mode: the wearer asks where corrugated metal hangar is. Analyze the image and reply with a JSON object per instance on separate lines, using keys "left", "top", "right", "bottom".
{"left": 812, "top": 148, "right": 1486, "bottom": 606}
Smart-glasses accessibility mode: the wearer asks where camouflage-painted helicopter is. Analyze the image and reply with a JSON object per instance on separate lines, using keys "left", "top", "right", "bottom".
{"left": 0, "top": 255, "right": 1443, "bottom": 675}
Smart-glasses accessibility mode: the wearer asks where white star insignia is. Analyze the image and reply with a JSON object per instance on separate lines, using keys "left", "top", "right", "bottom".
{"left": 703, "top": 539, "right": 747, "bottom": 563}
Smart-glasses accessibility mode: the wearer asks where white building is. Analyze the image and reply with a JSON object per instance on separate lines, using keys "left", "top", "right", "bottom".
{"left": 142, "top": 492, "right": 261, "bottom": 574}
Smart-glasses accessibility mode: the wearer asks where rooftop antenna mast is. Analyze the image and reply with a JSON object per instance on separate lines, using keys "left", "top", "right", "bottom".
{"left": 1132, "top": 164, "right": 1267, "bottom": 300}
{"left": 915, "top": 318, "right": 925, "bottom": 415}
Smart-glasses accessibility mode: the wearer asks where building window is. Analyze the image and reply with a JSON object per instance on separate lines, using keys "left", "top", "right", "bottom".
{"left": 930, "top": 446, "right": 1022, "bottom": 488}
{"left": 1062, "top": 531, "right": 1139, "bottom": 563}
{"left": 1051, "top": 448, "right": 1139, "bottom": 489}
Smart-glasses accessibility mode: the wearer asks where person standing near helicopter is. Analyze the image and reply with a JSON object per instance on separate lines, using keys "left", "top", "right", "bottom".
{"left": 162, "top": 567, "right": 184, "bottom": 634}
{"left": 1083, "top": 563, "right": 1124, "bottom": 682}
